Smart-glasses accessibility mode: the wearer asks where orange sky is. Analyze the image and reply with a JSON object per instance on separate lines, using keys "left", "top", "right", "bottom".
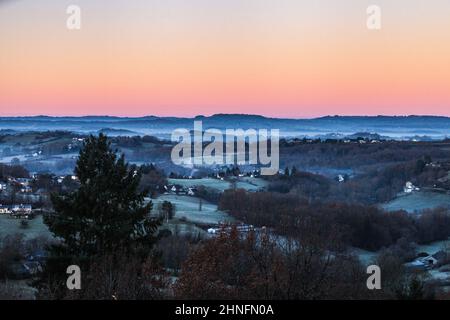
{"left": 1, "top": 0, "right": 450, "bottom": 117}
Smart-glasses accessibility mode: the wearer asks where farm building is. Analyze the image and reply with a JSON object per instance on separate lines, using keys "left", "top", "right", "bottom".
{"left": 406, "top": 250, "right": 449, "bottom": 271}
{"left": 11, "top": 204, "right": 32, "bottom": 213}
{"left": 404, "top": 181, "right": 420, "bottom": 193}
{"left": 0, "top": 204, "right": 11, "bottom": 214}
{"left": 9, "top": 204, "right": 34, "bottom": 219}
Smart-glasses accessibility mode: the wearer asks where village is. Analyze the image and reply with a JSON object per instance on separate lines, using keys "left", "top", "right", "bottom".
{"left": 0, "top": 174, "right": 79, "bottom": 220}
{"left": 0, "top": 177, "right": 40, "bottom": 219}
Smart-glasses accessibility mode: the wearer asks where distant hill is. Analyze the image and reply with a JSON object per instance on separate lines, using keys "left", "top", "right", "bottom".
{"left": 1, "top": 114, "right": 450, "bottom": 140}
{"left": 97, "top": 128, "right": 139, "bottom": 136}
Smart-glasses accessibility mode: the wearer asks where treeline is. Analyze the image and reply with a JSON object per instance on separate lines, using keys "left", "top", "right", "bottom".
{"left": 279, "top": 140, "right": 450, "bottom": 169}
{"left": 0, "top": 163, "right": 29, "bottom": 179}
{"left": 138, "top": 163, "right": 168, "bottom": 197}
{"left": 174, "top": 227, "right": 438, "bottom": 300}
{"left": 335, "top": 159, "right": 449, "bottom": 204}
{"left": 219, "top": 189, "right": 450, "bottom": 251}
{"left": 267, "top": 157, "right": 450, "bottom": 205}
{"left": 175, "top": 229, "right": 371, "bottom": 299}
{"left": 110, "top": 135, "right": 167, "bottom": 148}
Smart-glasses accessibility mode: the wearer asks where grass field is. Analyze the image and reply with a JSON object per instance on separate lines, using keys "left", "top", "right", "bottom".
{"left": 151, "top": 194, "right": 234, "bottom": 225}
{"left": 382, "top": 192, "right": 450, "bottom": 214}
{"left": 416, "top": 239, "right": 450, "bottom": 254}
{"left": 168, "top": 177, "right": 267, "bottom": 192}
{"left": 0, "top": 215, "right": 52, "bottom": 240}
{"left": 169, "top": 178, "right": 231, "bottom": 192}
{"left": 235, "top": 177, "right": 268, "bottom": 191}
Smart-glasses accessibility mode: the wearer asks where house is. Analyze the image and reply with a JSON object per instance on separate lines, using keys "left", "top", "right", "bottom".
{"left": 207, "top": 228, "right": 218, "bottom": 234}
{"left": 423, "top": 251, "right": 448, "bottom": 267}
{"left": 167, "top": 185, "right": 188, "bottom": 194}
{"left": 11, "top": 204, "right": 32, "bottom": 213}
{"left": 408, "top": 250, "right": 449, "bottom": 270}
{"left": 404, "top": 260, "right": 428, "bottom": 271}
{"left": 0, "top": 204, "right": 11, "bottom": 214}
{"left": 0, "top": 182, "right": 6, "bottom": 191}
{"left": 208, "top": 223, "right": 255, "bottom": 236}
{"left": 10, "top": 204, "right": 33, "bottom": 219}
{"left": 20, "top": 185, "right": 33, "bottom": 193}
{"left": 16, "top": 178, "right": 31, "bottom": 186}
{"left": 404, "top": 181, "right": 420, "bottom": 193}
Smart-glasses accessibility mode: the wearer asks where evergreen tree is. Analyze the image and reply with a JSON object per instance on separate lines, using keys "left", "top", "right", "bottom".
{"left": 291, "top": 166, "right": 298, "bottom": 176}
{"left": 159, "top": 201, "right": 175, "bottom": 222}
{"left": 37, "top": 134, "right": 160, "bottom": 297}
{"left": 46, "top": 134, "right": 158, "bottom": 256}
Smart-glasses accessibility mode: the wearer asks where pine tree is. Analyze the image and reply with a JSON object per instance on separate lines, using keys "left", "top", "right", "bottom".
{"left": 160, "top": 201, "right": 174, "bottom": 222}
{"left": 46, "top": 134, "right": 159, "bottom": 257}
{"left": 291, "top": 166, "right": 298, "bottom": 176}
{"left": 37, "top": 134, "right": 161, "bottom": 298}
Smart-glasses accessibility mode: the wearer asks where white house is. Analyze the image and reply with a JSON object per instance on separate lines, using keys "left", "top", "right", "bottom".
{"left": 11, "top": 204, "right": 32, "bottom": 213}
{"left": 420, "top": 251, "right": 447, "bottom": 267}
{"left": 0, "top": 205, "right": 11, "bottom": 214}
{"left": 16, "top": 178, "right": 31, "bottom": 186}
{"left": 404, "top": 260, "right": 428, "bottom": 271}
{"left": 406, "top": 251, "right": 448, "bottom": 271}
{"left": 404, "top": 181, "right": 420, "bottom": 193}
{"left": 20, "top": 186, "right": 33, "bottom": 193}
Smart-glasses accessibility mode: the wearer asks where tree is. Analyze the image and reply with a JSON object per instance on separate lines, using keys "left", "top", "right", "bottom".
{"left": 20, "top": 220, "right": 29, "bottom": 229}
{"left": 38, "top": 134, "right": 160, "bottom": 298}
{"left": 64, "top": 252, "right": 169, "bottom": 300}
{"left": 175, "top": 226, "right": 367, "bottom": 300}
{"left": 0, "top": 163, "right": 29, "bottom": 179}
{"left": 396, "top": 276, "right": 427, "bottom": 300}
{"left": 139, "top": 164, "right": 167, "bottom": 197}
{"left": 0, "top": 234, "right": 26, "bottom": 279}
{"left": 31, "top": 174, "right": 57, "bottom": 192}
{"left": 291, "top": 166, "right": 298, "bottom": 176}
{"left": 10, "top": 157, "right": 20, "bottom": 166}
{"left": 159, "top": 201, "right": 175, "bottom": 223}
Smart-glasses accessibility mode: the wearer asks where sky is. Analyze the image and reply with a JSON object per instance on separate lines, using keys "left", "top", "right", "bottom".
{"left": 0, "top": 0, "right": 450, "bottom": 118}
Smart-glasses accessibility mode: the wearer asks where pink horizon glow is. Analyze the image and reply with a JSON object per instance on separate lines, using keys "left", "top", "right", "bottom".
{"left": 1, "top": 0, "right": 450, "bottom": 117}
